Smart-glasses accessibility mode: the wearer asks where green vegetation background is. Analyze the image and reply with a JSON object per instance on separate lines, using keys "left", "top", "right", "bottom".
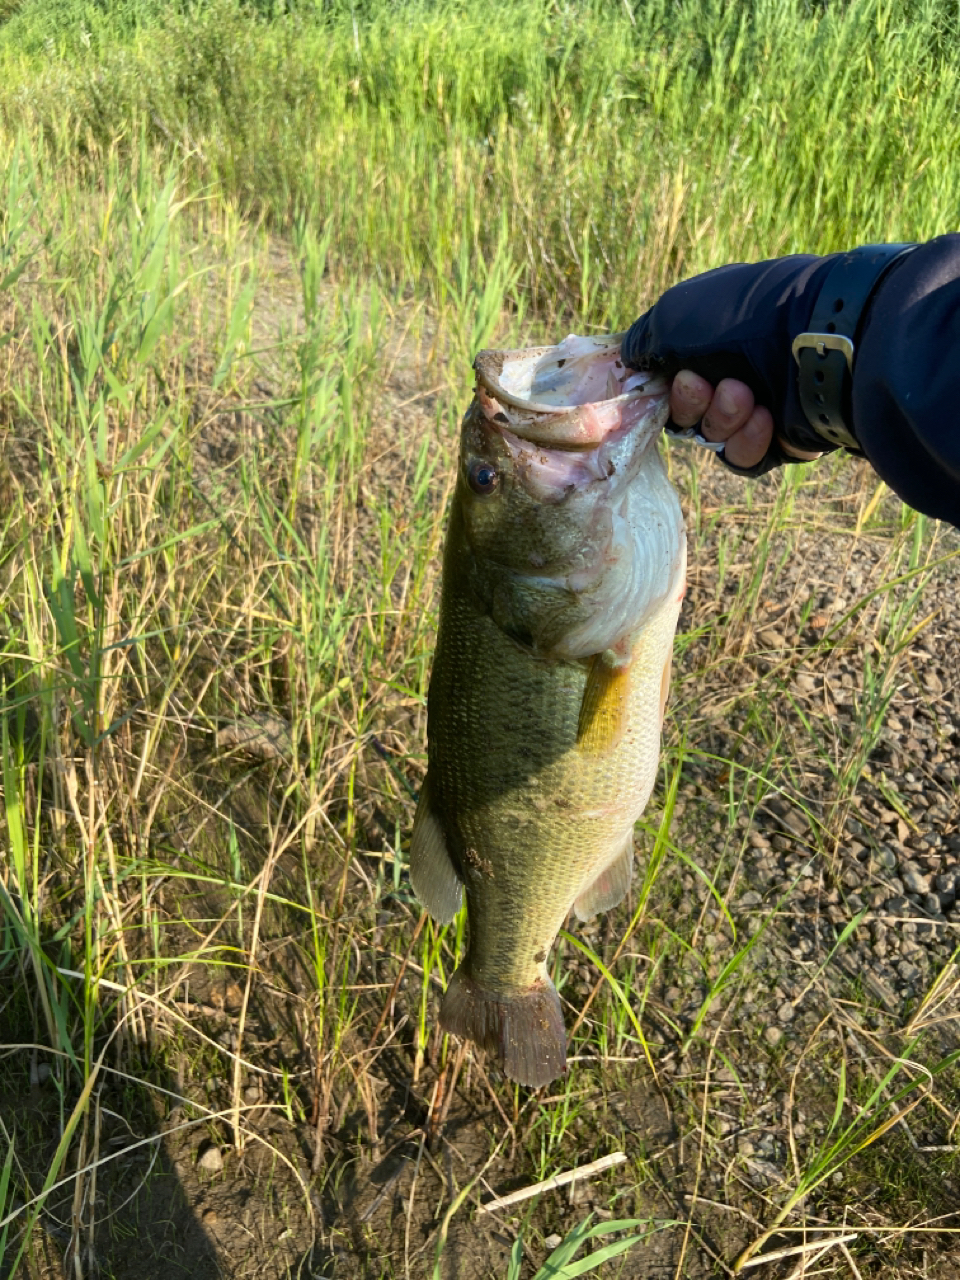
{"left": 2, "top": 0, "right": 957, "bottom": 324}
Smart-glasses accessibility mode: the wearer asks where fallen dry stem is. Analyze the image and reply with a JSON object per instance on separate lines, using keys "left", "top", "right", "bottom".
{"left": 476, "top": 1151, "right": 627, "bottom": 1214}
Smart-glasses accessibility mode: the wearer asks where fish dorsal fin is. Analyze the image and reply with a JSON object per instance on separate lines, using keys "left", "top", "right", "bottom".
{"left": 409, "top": 773, "right": 463, "bottom": 925}
{"left": 577, "top": 652, "right": 630, "bottom": 755}
{"left": 573, "top": 829, "right": 635, "bottom": 920}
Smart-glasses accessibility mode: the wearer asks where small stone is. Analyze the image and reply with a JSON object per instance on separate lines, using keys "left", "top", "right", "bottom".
{"left": 223, "top": 981, "right": 244, "bottom": 1012}
{"left": 781, "top": 810, "right": 810, "bottom": 837}
{"left": 739, "top": 891, "right": 762, "bottom": 908}
{"left": 777, "top": 1001, "right": 795, "bottom": 1023}
{"left": 847, "top": 893, "right": 865, "bottom": 913}
{"left": 916, "top": 919, "right": 944, "bottom": 940}
{"left": 876, "top": 846, "right": 898, "bottom": 872}
{"left": 197, "top": 1143, "right": 223, "bottom": 1173}
{"left": 936, "top": 872, "right": 957, "bottom": 893}
{"left": 922, "top": 893, "right": 941, "bottom": 917}
{"left": 202, "top": 1207, "right": 219, "bottom": 1224}
{"left": 30, "top": 1062, "right": 51, "bottom": 1086}
{"left": 902, "top": 866, "right": 931, "bottom": 895}
{"left": 243, "top": 1084, "right": 261, "bottom": 1105}
{"left": 884, "top": 896, "right": 910, "bottom": 917}
{"left": 923, "top": 670, "right": 943, "bottom": 695}
{"left": 897, "top": 961, "right": 922, "bottom": 985}
{"left": 764, "top": 1025, "right": 783, "bottom": 1047}
{"left": 544, "top": 1235, "right": 562, "bottom": 1250}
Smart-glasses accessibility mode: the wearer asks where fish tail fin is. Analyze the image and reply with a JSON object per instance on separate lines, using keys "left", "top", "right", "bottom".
{"left": 440, "top": 966, "right": 566, "bottom": 1088}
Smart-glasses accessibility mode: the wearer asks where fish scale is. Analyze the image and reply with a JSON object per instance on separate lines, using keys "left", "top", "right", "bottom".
{"left": 410, "top": 334, "right": 686, "bottom": 1087}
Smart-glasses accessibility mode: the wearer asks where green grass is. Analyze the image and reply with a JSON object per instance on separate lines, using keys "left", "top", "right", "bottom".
{"left": 2, "top": 0, "right": 960, "bottom": 326}
{"left": 2, "top": 0, "right": 960, "bottom": 1275}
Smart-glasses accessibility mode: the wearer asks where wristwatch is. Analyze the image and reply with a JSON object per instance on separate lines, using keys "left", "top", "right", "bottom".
{"left": 791, "top": 243, "right": 917, "bottom": 451}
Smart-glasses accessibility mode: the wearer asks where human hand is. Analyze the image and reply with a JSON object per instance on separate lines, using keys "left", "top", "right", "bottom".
{"left": 668, "top": 370, "right": 822, "bottom": 469}
{"left": 621, "top": 254, "right": 844, "bottom": 475}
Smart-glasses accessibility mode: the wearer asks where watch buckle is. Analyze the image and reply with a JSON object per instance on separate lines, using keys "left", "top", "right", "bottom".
{"left": 791, "top": 332, "right": 855, "bottom": 372}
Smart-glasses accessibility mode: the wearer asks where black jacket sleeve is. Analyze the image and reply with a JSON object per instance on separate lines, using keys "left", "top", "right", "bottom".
{"left": 854, "top": 235, "right": 960, "bottom": 527}
{"left": 621, "top": 235, "right": 960, "bottom": 528}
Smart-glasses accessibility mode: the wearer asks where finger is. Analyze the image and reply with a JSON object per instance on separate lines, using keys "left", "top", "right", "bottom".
{"left": 669, "top": 369, "right": 714, "bottom": 428}
{"left": 722, "top": 405, "right": 775, "bottom": 469}
{"left": 778, "top": 436, "right": 822, "bottom": 461}
{"left": 701, "top": 378, "right": 756, "bottom": 442}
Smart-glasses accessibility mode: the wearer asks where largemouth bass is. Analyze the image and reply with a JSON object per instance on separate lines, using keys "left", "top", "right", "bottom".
{"left": 411, "top": 334, "right": 686, "bottom": 1087}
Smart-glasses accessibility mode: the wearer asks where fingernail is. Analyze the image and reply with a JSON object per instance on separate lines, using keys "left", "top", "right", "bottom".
{"left": 715, "top": 386, "right": 737, "bottom": 417}
{"left": 673, "top": 370, "right": 702, "bottom": 402}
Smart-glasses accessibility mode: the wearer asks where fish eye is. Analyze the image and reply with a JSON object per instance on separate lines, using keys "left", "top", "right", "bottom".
{"left": 467, "top": 460, "right": 499, "bottom": 495}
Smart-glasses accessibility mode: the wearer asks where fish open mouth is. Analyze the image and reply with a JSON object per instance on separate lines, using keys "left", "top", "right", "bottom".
{"left": 473, "top": 334, "right": 668, "bottom": 449}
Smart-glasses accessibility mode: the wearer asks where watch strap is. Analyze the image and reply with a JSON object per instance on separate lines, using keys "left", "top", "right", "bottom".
{"left": 793, "top": 243, "right": 917, "bottom": 451}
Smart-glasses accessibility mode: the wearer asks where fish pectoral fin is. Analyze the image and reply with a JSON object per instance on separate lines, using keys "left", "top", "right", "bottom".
{"left": 409, "top": 774, "right": 463, "bottom": 925}
{"left": 573, "top": 830, "right": 635, "bottom": 921}
{"left": 577, "top": 652, "right": 630, "bottom": 755}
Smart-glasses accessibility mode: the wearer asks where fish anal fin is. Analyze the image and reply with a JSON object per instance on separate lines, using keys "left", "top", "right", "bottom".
{"left": 577, "top": 652, "right": 630, "bottom": 756}
{"left": 573, "top": 830, "right": 635, "bottom": 921}
{"left": 409, "top": 774, "right": 463, "bottom": 925}
{"left": 440, "top": 965, "right": 566, "bottom": 1088}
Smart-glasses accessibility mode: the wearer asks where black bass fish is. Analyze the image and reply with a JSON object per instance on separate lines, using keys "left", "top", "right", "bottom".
{"left": 411, "top": 334, "right": 686, "bottom": 1087}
